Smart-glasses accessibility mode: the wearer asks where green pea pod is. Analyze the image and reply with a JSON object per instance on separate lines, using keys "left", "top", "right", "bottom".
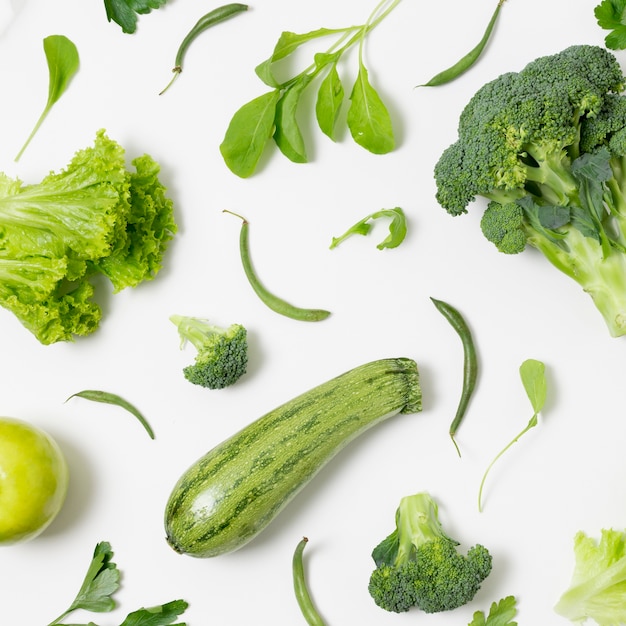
{"left": 419, "top": 0, "right": 506, "bottom": 88}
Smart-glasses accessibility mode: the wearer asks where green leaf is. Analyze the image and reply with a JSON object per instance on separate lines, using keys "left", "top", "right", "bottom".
{"left": 519, "top": 359, "right": 547, "bottom": 416}
{"left": 273, "top": 77, "right": 312, "bottom": 163}
{"left": 316, "top": 63, "right": 344, "bottom": 141}
{"left": 347, "top": 61, "right": 394, "bottom": 154}
{"left": 595, "top": 0, "right": 626, "bottom": 49}
{"left": 469, "top": 596, "right": 518, "bottom": 626}
{"left": 330, "top": 207, "right": 407, "bottom": 250}
{"left": 103, "top": 0, "right": 169, "bottom": 34}
{"left": 119, "top": 599, "right": 189, "bottom": 626}
{"left": 219, "top": 90, "right": 280, "bottom": 178}
{"left": 66, "top": 390, "right": 155, "bottom": 439}
{"left": 15, "top": 35, "right": 79, "bottom": 162}
{"left": 536, "top": 204, "right": 570, "bottom": 230}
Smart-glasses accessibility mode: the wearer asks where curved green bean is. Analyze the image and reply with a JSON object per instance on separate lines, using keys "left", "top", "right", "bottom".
{"left": 160, "top": 3, "right": 249, "bottom": 95}
{"left": 419, "top": 0, "right": 506, "bottom": 87}
{"left": 293, "top": 537, "right": 327, "bottom": 626}
{"left": 225, "top": 210, "right": 331, "bottom": 322}
{"left": 431, "top": 297, "right": 478, "bottom": 456}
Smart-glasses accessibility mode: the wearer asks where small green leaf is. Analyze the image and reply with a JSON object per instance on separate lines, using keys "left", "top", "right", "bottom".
{"left": 15, "top": 35, "right": 79, "bottom": 161}
{"left": 103, "top": 0, "right": 169, "bottom": 34}
{"left": 469, "top": 595, "right": 518, "bottom": 626}
{"left": 595, "top": 0, "right": 626, "bottom": 49}
{"left": 118, "top": 599, "right": 189, "bottom": 626}
{"left": 66, "top": 389, "right": 155, "bottom": 439}
{"left": 273, "top": 77, "right": 312, "bottom": 163}
{"left": 330, "top": 207, "right": 407, "bottom": 250}
{"left": 519, "top": 359, "right": 547, "bottom": 416}
{"left": 316, "top": 63, "right": 344, "bottom": 141}
{"left": 220, "top": 90, "right": 280, "bottom": 178}
{"left": 347, "top": 61, "right": 394, "bottom": 154}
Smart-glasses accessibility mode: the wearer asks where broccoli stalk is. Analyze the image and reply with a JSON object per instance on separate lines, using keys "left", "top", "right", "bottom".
{"left": 170, "top": 315, "right": 248, "bottom": 390}
{"left": 368, "top": 492, "right": 492, "bottom": 614}
{"left": 434, "top": 44, "right": 626, "bottom": 336}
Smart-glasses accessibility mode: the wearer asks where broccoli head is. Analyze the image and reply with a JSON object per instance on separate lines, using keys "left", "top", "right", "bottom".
{"left": 434, "top": 44, "right": 626, "bottom": 336}
{"left": 170, "top": 315, "right": 248, "bottom": 389}
{"left": 368, "top": 492, "right": 492, "bottom": 614}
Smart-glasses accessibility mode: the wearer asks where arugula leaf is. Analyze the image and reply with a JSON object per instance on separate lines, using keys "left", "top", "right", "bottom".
{"left": 347, "top": 61, "right": 395, "bottom": 154}
{"left": 48, "top": 542, "right": 120, "bottom": 625}
{"left": 330, "top": 207, "right": 407, "bottom": 250}
{"left": 103, "top": 0, "right": 169, "bottom": 34}
{"left": 15, "top": 35, "right": 79, "bottom": 162}
{"left": 469, "top": 596, "right": 518, "bottom": 626}
{"left": 273, "top": 77, "right": 312, "bottom": 163}
{"left": 119, "top": 600, "right": 189, "bottom": 625}
{"left": 65, "top": 390, "right": 155, "bottom": 439}
{"left": 220, "top": 90, "right": 281, "bottom": 178}
{"left": 595, "top": 0, "right": 626, "bottom": 49}
{"left": 316, "top": 60, "right": 345, "bottom": 140}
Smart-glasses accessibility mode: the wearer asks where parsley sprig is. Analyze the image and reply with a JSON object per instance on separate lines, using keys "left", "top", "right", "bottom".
{"left": 47, "top": 541, "right": 188, "bottom": 626}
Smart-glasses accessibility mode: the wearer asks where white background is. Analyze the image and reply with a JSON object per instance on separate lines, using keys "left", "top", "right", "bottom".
{"left": 0, "top": 0, "right": 624, "bottom": 624}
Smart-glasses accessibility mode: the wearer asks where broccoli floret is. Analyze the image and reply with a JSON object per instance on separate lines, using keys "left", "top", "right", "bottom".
{"left": 434, "top": 45, "right": 626, "bottom": 336}
{"left": 368, "top": 492, "right": 492, "bottom": 614}
{"left": 170, "top": 315, "right": 248, "bottom": 389}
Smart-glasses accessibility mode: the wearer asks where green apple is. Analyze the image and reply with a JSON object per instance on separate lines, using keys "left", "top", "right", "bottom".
{"left": 0, "top": 417, "right": 69, "bottom": 545}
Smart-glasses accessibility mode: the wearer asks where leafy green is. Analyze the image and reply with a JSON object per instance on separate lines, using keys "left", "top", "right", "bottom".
{"left": 478, "top": 359, "right": 547, "bottom": 511}
{"left": 555, "top": 528, "right": 626, "bottom": 625}
{"left": 48, "top": 541, "right": 120, "bottom": 625}
{"left": 469, "top": 596, "right": 518, "bottom": 626}
{"left": 0, "top": 129, "right": 176, "bottom": 344}
{"left": 15, "top": 35, "right": 79, "bottom": 162}
{"left": 220, "top": 0, "right": 400, "bottom": 177}
{"left": 103, "top": 0, "right": 168, "bottom": 34}
{"left": 330, "top": 207, "right": 407, "bottom": 249}
{"left": 66, "top": 390, "right": 155, "bottom": 439}
{"left": 594, "top": 0, "right": 626, "bottom": 49}
{"left": 118, "top": 600, "right": 189, "bottom": 626}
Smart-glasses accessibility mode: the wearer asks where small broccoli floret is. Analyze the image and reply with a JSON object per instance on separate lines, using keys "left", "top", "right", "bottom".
{"left": 170, "top": 315, "right": 248, "bottom": 390}
{"left": 434, "top": 44, "right": 626, "bottom": 336}
{"left": 368, "top": 492, "right": 492, "bottom": 614}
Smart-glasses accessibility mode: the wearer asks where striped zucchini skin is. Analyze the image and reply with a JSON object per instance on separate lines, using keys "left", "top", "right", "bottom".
{"left": 164, "top": 357, "right": 421, "bottom": 558}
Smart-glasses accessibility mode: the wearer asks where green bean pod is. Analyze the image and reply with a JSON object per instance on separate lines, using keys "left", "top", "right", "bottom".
{"left": 293, "top": 537, "right": 327, "bottom": 626}
{"left": 226, "top": 210, "right": 331, "bottom": 322}
{"left": 431, "top": 297, "right": 478, "bottom": 455}
{"left": 160, "top": 3, "right": 249, "bottom": 95}
{"left": 419, "top": 0, "right": 506, "bottom": 87}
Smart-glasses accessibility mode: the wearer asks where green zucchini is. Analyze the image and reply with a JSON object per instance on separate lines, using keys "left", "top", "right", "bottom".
{"left": 164, "top": 357, "right": 422, "bottom": 558}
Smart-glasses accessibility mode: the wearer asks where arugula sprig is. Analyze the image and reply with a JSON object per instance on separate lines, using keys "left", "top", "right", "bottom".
{"left": 220, "top": 0, "right": 401, "bottom": 177}
{"left": 594, "top": 0, "right": 626, "bottom": 49}
{"left": 47, "top": 541, "right": 188, "bottom": 626}
{"left": 469, "top": 596, "right": 518, "bottom": 626}
{"left": 330, "top": 207, "right": 407, "bottom": 250}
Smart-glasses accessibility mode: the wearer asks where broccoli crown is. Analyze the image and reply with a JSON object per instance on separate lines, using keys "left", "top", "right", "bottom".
{"left": 480, "top": 201, "right": 527, "bottom": 254}
{"left": 170, "top": 315, "right": 248, "bottom": 390}
{"left": 434, "top": 44, "right": 624, "bottom": 215}
{"left": 368, "top": 492, "right": 492, "bottom": 614}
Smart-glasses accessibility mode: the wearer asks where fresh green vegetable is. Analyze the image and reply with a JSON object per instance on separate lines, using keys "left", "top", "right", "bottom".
{"left": 159, "top": 3, "right": 249, "bottom": 95}
{"left": 47, "top": 541, "right": 189, "bottom": 626}
{"left": 15, "top": 35, "right": 79, "bottom": 162}
{"left": 293, "top": 537, "right": 326, "bottom": 626}
{"left": 219, "top": 0, "right": 400, "bottom": 177}
{"left": 170, "top": 315, "right": 248, "bottom": 389}
{"left": 595, "top": 0, "right": 626, "bottom": 50}
{"left": 469, "top": 596, "right": 518, "bottom": 626}
{"left": 329, "top": 207, "right": 407, "bottom": 250}
{"left": 420, "top": 0, "right": 506, "bottom": 87}
{"left": 368, "top": 491, "right": 492, "bottom": 614}
{"left": 103, "top": 0, "right": 168, "bottom": 34}
{"left": 225, "top": 211, "right": 330, "bottom": 322}
{"left": 555, "top": 528, "right": 626, "bottom": 625}
{"left": 433, "top": 45, "right": 626, "bottom": 336}
{"left": 65, "top": 390, "right": 155, "bottom": 439}
{"left": 164, "top": 357, "right": 422, "bottom": 557}
{"left": 430, "top": 297, "right": 478, "bottom": 456}
{"left": 0, "top": 417, "right": 68, "bottom": 545}
{"left": 0, "top": 129, "right": 176, "bottom": 344}
{"left": 478, "top": 359, "right": 546, "bottom": 512}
